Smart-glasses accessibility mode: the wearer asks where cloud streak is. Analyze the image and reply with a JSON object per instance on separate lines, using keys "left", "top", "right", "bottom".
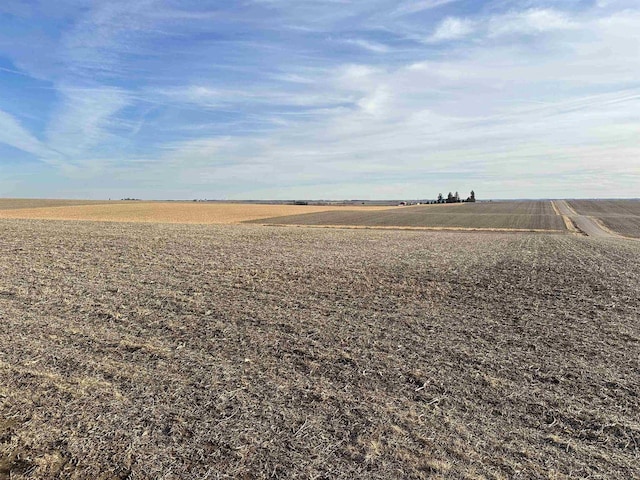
{"left": 394, "top": 0, "right": 461, "bottom": 15}
{"left": 0, "top": 109, "right": 50, "bottom": 158}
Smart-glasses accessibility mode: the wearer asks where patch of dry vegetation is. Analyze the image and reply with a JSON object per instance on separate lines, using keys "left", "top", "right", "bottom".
{"left": 1, "top": 220, "right": 639, "bottom": 479}
{"left": 568, "top": 200, "right": 640, "bottom": 238}
{"left": 560, "top": 215, "right": 581, "bottom": 234}
{"left": 0, "top": 202, "right": 395, "bottom": 224}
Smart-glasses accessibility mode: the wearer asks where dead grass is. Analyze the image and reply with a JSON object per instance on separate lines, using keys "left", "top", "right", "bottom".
{"left": 560, "top": 216, "right": 581, "bottom": 234}
{"left": 0, "top": 220, "right": 639, "bottom": 479}
{"left": 0, "top": 202, "right": 395, "bottom": 224}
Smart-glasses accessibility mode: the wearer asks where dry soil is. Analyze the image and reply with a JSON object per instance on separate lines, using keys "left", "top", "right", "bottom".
{"left": 1, "top": 220, "right": 638, "bottom": 479}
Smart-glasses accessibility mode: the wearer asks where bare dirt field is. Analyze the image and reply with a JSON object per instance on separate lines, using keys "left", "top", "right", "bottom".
{"left": 591, "top": 216, "right": 640, "bottom": 239}
{"left": 252, "top": 201, "right": 565, "bottom": 232}
{"left": 0, "top": 202, "right": 394, "bottom": 225}
{"left": 449, "top": 200, "right": 556, "bottom": 215}
{"left": 568, "top": 200, "right": 640, "bottom": 217}
{"left": 1, "top": 220, "right": 638, "bottom": 479}
{"left": 567, "top": 200, "right": 640, "bottom": 238}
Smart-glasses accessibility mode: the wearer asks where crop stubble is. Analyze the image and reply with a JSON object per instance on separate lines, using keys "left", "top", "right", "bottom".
{"left": 0, "top": 220, "right": 638, "bottom": 479}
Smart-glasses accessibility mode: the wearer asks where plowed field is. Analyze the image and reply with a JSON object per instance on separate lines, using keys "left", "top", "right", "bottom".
{"left": 252, "top": 201, "right": 565, "bottom": 231}
{"left": 568, "top": 200, "right": 640, "bottom": 238}
{"left": 1, "top": 220, "right": 638, "bottom": 479}
{"left": 568, "top": 200, "right": 640, "bottom": 216}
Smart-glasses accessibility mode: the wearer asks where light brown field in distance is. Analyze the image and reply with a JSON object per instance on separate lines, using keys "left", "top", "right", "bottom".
{"left": 0, "top": 202, "right": 397, "bottom": 224}
{"left": 0, "top": 198, "right": 123, "bottom": 210}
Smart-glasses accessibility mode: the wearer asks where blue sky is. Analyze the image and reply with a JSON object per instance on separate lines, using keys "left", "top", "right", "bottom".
{"left": 0, "top": 0, "right": 638, "bottom": 199}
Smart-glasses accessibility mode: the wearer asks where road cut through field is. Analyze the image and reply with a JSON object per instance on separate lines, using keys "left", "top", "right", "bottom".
{"left": 554, "top": 200, "right": 621, "bottom": 238}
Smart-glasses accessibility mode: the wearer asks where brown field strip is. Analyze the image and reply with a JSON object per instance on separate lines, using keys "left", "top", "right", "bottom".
{"left": 590, "top": 216, "right": 640, "bottom": 240}
{"left": 0, "top": 202, "right": 396, "bottom": 224}
{"left": 251, "top": 202, "right": 566, "bottom": 231}
{"left": 568, "top": 199, "right": 640, "bottom": 216}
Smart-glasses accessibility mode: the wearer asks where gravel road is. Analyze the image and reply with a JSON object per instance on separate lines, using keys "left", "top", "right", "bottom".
{"left": 554, "top": 200, "right": 615, "bottom": 238}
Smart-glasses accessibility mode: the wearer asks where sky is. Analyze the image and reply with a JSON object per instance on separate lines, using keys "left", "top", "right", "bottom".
{"left": 0, "top": 0, "right": 638, "bottom": 200}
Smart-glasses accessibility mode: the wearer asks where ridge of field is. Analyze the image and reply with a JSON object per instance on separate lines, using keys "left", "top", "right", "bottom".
{"left": 1, "top": 220, "right": 638, "bottom": 479}
{"left": 0, "top": 202, "right": 395, "bottom": 224}
{"left": 0, "top": 198, "right": 126, "bottom": 210}
{"left": 567, "top": 200, "right": 640, "bottom": 238}
{"left": 250, "top": 201, "right": 566, "bottom": 231}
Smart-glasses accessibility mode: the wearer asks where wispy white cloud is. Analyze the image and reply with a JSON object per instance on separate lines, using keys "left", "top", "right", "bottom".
{"left": 59, "top": 0, "right": 159, "bottom": 78}
{"left": 0, "top": 85, "right": 130, "bottom": 170}
{"left": 426, "top": 8, "right": 577, "bottom": 44}
{"left": 487, "top": 9, "right": 577, "bottom": 37}
{"left": 342, "top": 38, "right": 391, "bottom": 53}
{"left": 45, "top": 86, "right": 131, "bottom": 162}
{"left": 155, "top": 83, "right": 355, "bottom": 111}
{"left": 0, "top": 109, "right": 50, "bottom": 158}
{"left": 427, "top": 17, "right": 476, "bottom": 42}
{"left": 394, "top": 0, "right": 461, "bottom": 16}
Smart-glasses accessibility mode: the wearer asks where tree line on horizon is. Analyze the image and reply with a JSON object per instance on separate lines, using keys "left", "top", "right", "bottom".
{"left": 433, "top": 190, "right": 475, "bottom": 204}
{"left": 398, "top": 190, "right": 475, "bottom": 206}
